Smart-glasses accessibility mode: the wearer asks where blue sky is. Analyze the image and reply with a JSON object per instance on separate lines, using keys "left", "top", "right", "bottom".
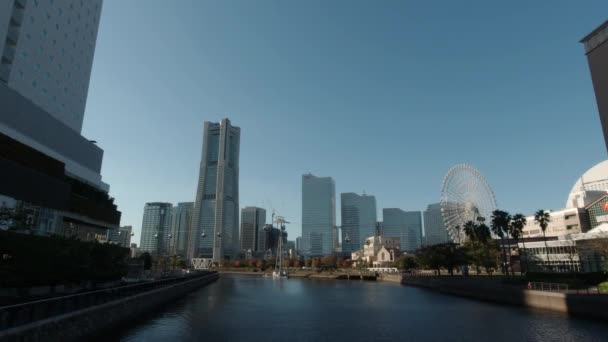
{"left": 83, "top": 0, "right": 608, "bottom": 244}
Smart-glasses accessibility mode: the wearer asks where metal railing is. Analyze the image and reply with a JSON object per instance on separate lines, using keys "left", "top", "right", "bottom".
{"left": 0, "top": 271, "right": 217, "bottom": 330}
{"left": 527, "top": 282, "right": 568, "bottom": 292}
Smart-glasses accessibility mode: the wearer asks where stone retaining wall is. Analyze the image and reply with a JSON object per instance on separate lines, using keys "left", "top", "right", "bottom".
{"left": 402, "top": 276, "right": 608, "bottom": 321}
{"left": 0, "top": 272, "right": 219, "bottom": 342}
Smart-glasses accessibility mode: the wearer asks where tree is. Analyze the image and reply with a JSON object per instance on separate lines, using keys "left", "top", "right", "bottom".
{"left": 534, "top": 209, "right": 551, "bottom": 270}
{"left": 510, "top": 214, "right": 527, "bottom": 273}
{"left": 491, "top": 210, "right": 511, "bottom": 276}
{"left": 256, "top": 259, "right": 265, "bottom": 270}
{"left": 311, "top": 258, "right": 320, "bottom": 268}
{"left": 416, "top": 245, "right": 446, "bottom": 275}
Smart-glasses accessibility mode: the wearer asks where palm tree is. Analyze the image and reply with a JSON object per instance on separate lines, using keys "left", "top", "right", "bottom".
{"left": 463, "top": 221, "right": 477, "bottom": 241}
{"left": 510, "top": 214, "right": 527, "bottom": 274}
{"left": 491, "top": 210, "right": 511, "bottom": 276}
{"left": 534, "top": 210, "right": 552, "bottom": 271}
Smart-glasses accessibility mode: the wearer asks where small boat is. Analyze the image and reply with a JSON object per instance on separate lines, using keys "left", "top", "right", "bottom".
{"left": 272, "top": 270, "right": 289, "bottom": 279}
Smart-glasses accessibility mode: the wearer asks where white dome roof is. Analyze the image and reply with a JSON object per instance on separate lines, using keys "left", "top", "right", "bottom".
{"left": 566, "top": 160, "right": 608, "bottom": 208}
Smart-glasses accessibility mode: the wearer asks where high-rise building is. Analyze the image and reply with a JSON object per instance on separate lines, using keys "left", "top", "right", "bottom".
{"left": 295, "top": 236, "right": 302, "bottom": 256}
{"left": 0, "top": 0, "right": 120, "bottom": 241}
{"left": 341, "top": 192, "right": 377, "bottom": 254}
{"left": 256, "top": 223, "right": 286, "bottom": 257}
{"left": 0, "top": 0, "right": 102, "bottom": 133}
{"left": 302, "top": 174, "right": 335, "bottom": 257}
{"left": 170, "top": 202, "right": 193, "bottom": 257}
{"left": 107, "top": 225, "right": 132, "bottom": 248}
{"left": 140, "top": 203, "right": 173, "bottom": 256}
{"left": 423, "top": 203, "right": 450, "bottom": 246}
{"left": 581, "top": 21, "right": 608, "bottom": 153}
{"left": 240, "top": 207, "right": 266, "bottom": 253}
{"left": 383, "top": 209, "right": 423, "bottom": 252}
{"left": 188, "top": 119, "right": 240, "bottom": 262}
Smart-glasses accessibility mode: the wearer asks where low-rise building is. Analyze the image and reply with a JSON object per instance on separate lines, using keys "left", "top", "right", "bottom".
{"left": 522, "top": 208, "right": 590, "bottom": 238}
{"left": 351, "top": 235, "right": 400, "bottom": 267}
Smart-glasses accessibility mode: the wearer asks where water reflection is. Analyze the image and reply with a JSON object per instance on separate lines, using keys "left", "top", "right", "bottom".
{"left": 101, "top": 275, "right": 608, "bottom": 342}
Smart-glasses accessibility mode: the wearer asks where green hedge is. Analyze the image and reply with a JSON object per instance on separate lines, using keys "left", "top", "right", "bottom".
{"left": 0, "top": 231, "right": 129, "bottom": 287}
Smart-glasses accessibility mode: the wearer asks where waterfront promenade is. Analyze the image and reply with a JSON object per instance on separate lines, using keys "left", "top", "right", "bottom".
{"left": 0, "top": 271, "right": 219, "bottom": 342}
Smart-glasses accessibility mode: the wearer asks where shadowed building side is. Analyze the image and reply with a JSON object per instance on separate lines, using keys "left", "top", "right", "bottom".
{"left": 581, "top": 20, "right": 608, "bottom": 153}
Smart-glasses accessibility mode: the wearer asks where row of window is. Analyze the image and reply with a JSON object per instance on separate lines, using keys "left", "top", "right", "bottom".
{"left": 526, "top": 246, "right": 576, "bottom": 255}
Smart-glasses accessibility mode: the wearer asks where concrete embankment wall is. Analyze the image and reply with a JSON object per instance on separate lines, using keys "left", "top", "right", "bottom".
{"left": 402, "top": 276, "right": 608, "bottom": 321}
{"left": 0, "top": 272, "right": 219, "bottom": 342}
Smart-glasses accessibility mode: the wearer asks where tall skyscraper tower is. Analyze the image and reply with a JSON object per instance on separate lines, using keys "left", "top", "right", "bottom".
{"left": 382, "top": 208, "right": 422, "bottom": 252}
{"left": 240, "top": 206, "right": 266, "bottom": 253}
{"left": 170, "top": 202, "right": 193, "bottom": 256}
{"left": 301, "top": 174, "right": 335, "bottom": 257}
{"left": 423, "top": 203, "right": 450, "bottom": 246}
{"left": 0, "top": 0, "right": 103, "bottom": 133}
{"left": 581, "top": 21, "right": 608, "bottom": 153}
{"left": 188, "top": 119, "right": 240, "bottom": 262}
{"left": 140, "top": 202, "right": 173, "bottom": 256}
{"left": 341, "top": 192, "right": 377, "bottom": 254}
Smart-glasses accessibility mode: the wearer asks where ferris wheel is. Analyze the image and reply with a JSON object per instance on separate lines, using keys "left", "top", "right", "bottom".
{"left": 440, "top": 164, "right": 497, "bottom": 244}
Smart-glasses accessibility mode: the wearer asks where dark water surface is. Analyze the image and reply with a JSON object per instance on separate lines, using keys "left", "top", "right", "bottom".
{"left": 99, "top": 274, "right": 608, "bottom": 342}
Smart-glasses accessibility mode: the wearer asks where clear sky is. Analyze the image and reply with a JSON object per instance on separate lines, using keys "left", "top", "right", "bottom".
{"left": 83, "top": 0, "right": 608, "bottom": 244}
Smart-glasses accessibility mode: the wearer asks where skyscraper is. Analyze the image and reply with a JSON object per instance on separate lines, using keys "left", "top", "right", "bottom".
{"left": 0, "top": 0, "right": 103, "bottom": 133}
{"left": 581, "top": 21, "right": 608, "bottom": 153}
{"left": 140, "top": 203, "right": 173, "bottom": 256}
{"left": 240, "top": 207, "right": 266, "bottom": 253}
{"left": 0, "top": 0, "right": 119, "bottom": 241}
{"left": 302, "top": 174, "right": 335, "bottom": 257}
{"left": 383, "top": 209, "right": 423, "bottom": 252}
{"left": 170, "top": 202, "right": 193, "bottom": 256}
{"left": 341, "top": 192, "right": 377, "bottom": 254}
{"left": 423, "top": 203, "right": 450, "bottom": 246}
{"left": 188, "top": 119, "right": 240, "bottom": 262}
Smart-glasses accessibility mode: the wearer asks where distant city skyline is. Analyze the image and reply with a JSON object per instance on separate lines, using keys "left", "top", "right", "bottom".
{"left": 82, "top": 1, "right": 608, "bottom": 244}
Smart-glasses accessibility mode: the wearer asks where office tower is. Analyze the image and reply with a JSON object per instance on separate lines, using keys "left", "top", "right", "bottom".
{"left": 383, "top": 209, "right": 423, "bottom": 252}
{"left": 240, "top": 206, "right": 266, "bottom": 253}
{"left": 581, "top": 21, "right": 608, "bottom": 152}
{"left": 170, "top": 202, "right": 193, "bottom": 256}
{"left": 423, "top": 203, "right": 450, "bottom": 246}
{"left": 403, "top": 211, "right": 422, "bottom": 252}
{"left": 341, "top": 192, "right": 377, "bottom": 254}
{"left": 140, "top": 203, "right": 173, "bottom": 256}
{"left": 188, "top": 119, "right": 240, "bottom": 262}
{"left": 302, "top": 174, "right": 336, "bottom": 257}
{"left": 107, "top": 225, "right": 132, "bottom": 248}
{"left": 295, "top": 236, "right": 302, "bottom": 256}
{"left": 0, "top": 0, "right": 119, "bottom": 241}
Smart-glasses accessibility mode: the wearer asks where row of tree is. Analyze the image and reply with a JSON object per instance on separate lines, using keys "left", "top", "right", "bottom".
{"left": 414, "top": 209, "right": 552, "bottom": 275}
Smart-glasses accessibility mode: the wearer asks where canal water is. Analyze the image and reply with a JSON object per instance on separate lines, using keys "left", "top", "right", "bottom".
{"left": 100, "top": 274, "right": 608, "bottom": 341}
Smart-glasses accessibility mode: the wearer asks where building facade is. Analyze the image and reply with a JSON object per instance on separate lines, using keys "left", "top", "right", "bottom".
{"left": 240, "top": 206, "right": 266, "bottom": 253}
{"left": 423, "top": 203, "right": 450, "bottom": 246}
{"left": 0, "top": 0, "right": 120, "bottom": 241}
{"left": 0, "top": 0, "right": 103, "bottom": 133}
{"left": 585, "top": 194, "right": 608, "bottom": 230}
{"left": 581, "top": 21, "right": 608, "bottom": 153}
{"left": 170, "top": 202, "right": 193, "bottom": 257}
{"left": 107, "top": 225, "right": 132, "bottom": 248}
{"left": 522, "top": 208, "right": 590, "bottom": 239}
{"left": 340, "top": 192, "right": 376, "bottom": 254}
{"left": 301, "top": 174, "right": 335, "bottom": 257}
{"left": 383, "top": 208, "right": 422, "bottom": 252}
{"left": 140, "top": 203, "right": 173, "bottom": 256}
{"left": 188, "top": 119, "right": 240, "bottom": 262}
{"left": 352, "top": 235, "right": 401, "bottom": 267}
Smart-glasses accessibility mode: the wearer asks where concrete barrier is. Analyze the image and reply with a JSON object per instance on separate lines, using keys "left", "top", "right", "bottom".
{"left": 0, "top": 272, "right": 219, "bottom": 342}
{"left": 402, "top": 276, "right": 608, "bottom": 321}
